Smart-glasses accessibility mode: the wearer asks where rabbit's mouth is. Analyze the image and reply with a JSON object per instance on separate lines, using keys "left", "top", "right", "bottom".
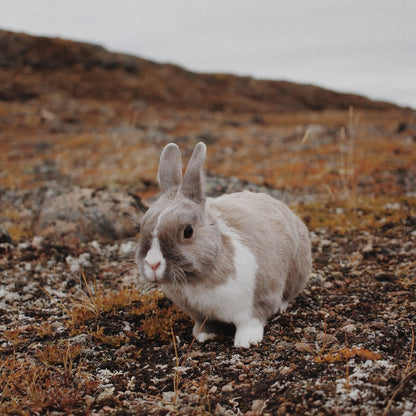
{"left": 142, "top": 259, "right": 167, "bottom": 283}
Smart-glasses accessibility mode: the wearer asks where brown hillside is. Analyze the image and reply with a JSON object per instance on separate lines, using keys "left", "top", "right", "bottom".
{"left": 0, "top": 29, "right": 399, "bottom": 111}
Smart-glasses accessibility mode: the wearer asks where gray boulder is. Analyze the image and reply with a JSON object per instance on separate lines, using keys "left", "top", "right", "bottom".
{"left": 35, "top": 187, "right": 145, "bottom": 244}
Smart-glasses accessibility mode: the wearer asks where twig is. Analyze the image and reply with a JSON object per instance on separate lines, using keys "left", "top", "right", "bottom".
{"left": 318, "top": 314, "right": 329, "bottom": 356}
{"left": 180, "top": 313, "right": 211, "bottom": 363}
{"left": 170, "top": 326, "right": 180, "bottom": 405}
{"left": 36, "top": 284, "right": 70, "bottom": 316}
{"left": 383, "top": 368, "right": 416, "bottom": 416}
{"left": 403, "top": 319, "right": 415, "bottom": 376}
{"left": 169, "top": 313, "right": 211, "bottom": 405}
{"left": 383, "top": 320, "right": 416, "bottom": 416}
{"left": 345, "top": 332, "right": 350, "bottom": 392}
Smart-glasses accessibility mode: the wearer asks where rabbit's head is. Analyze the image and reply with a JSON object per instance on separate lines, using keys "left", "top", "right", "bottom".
{"left": 136, "top": 143, "right": 221, "bottom": 286}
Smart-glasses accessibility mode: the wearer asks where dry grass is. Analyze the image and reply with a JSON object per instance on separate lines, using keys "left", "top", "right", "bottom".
{"left": 295, "top": 195, "right": 416, "bottom": 234}
{"left": 1, "top": 104, "right": 414, "bottom": 197}
{"left": 0, "top": 276, "right": 188, "bottom": 415}
{"left": 0, "top": 351, "right": 98, "bottom": 415}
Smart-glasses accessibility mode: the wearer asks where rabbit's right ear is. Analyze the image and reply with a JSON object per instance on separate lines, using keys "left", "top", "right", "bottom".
{"left": 182, "top": 142, "right": 207, "bottom": 203}
{"left": 158, "top": 143, "right": 182, "bottom": 192}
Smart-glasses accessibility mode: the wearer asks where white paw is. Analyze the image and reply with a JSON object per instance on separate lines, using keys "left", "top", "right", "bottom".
{"left": 195, "top": 331, "right": 217, "bottom": 343}
{"left": 193, "top": 323, "right": 217, "bottom": 343}
{"left": 234, "top": 319, "right": 264, "bottom": 348}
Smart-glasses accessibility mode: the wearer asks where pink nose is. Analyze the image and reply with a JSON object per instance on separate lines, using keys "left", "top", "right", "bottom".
{"left": 149, "top": 261, "right": 161, "bottom": 271}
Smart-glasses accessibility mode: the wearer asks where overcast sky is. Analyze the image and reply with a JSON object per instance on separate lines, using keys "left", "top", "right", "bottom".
{"left": 1, "top": 0, "right": 415, "bottom": 108}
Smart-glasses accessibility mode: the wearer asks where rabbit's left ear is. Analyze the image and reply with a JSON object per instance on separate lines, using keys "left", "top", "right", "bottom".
{"left": 182, "top": 142, "right": 207, "bottom": 203}
{"left": 158, "top": 143, "right": 183, "bottom": 192}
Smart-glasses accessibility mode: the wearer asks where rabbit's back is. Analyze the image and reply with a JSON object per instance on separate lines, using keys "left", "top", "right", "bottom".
{"left": 208, "top": 191, "right": 305, "bottom": 252}
{"left": 208, "top": 191, "right": 311, "bottom": 321}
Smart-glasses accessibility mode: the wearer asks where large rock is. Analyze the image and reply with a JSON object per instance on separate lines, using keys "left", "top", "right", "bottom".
{"left": 35, "top": 187, "right": 145, "bottom": 244}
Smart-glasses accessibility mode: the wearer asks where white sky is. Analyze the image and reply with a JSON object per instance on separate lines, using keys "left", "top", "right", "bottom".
{"left": 1, "top": 0, "right": 415, "bottom": 108}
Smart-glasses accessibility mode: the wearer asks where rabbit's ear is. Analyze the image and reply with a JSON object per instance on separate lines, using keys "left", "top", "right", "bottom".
{"left": 182, "top": 142, "right": 207, "bottom": 203}
{"left": 158, "top": 143, "right": 182, "bottom": 192}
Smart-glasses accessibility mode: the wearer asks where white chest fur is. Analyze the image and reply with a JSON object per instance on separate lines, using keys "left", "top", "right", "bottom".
{"left": 163, "top": 219, "right": 258, "bottom": 325}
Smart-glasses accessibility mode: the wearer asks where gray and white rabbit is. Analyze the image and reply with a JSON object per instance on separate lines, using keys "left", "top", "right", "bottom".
{"left": 136, "top": 142, "right": 312, "bottom": 348}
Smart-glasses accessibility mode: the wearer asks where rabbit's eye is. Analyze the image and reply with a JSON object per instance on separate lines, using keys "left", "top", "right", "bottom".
{"left": 183, "top": 225, "right": 193, "bottom": 239}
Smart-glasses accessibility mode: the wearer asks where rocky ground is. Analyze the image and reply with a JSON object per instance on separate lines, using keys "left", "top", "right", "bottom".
{"left": 1, "top": 188, "right": 416, "bottom": 416}
{"left": 1, "top": 30, "right": 416, "bottom": 415}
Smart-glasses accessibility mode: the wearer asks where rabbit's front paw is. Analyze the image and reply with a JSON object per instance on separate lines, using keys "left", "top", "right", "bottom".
{"left": 234, "top": 319, "right": 264, "bottom": 348}
{"left": 193, "top": 323, "right": 217, "bottom": 343}
{"left": 195, "top": 331, "right": 217, "bottom": 343}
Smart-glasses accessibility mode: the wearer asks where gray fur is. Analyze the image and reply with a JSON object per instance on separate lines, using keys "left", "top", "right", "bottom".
{"left": 207, "top": 192, "right": 311, "bottom": 323}
{"left": 182, "top": 142, "right": 206, "bottom": 203}
{"left": 158, "top": 143, "right": 182, "bottom": 192}
{"left": 136, "top": 142, "right": 312, "bottom": 347}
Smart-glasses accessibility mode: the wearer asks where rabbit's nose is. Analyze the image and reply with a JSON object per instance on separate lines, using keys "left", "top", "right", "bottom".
{"left": 148, "top": 261, "right": 161, "bottom": 271}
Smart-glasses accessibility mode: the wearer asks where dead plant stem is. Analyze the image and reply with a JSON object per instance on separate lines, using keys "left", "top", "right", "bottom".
{"left": 383, "top": 320, "right": 416, "bottom": 416}
{"left": 170, "top": 326, "right": 180, "bottom": 405}
{"left": 170, "top": 313, "right": 211, "bottom": 405}
{"left": 404, "top": 319, "right": 415, "bottom": 376}
{"left": 36, "top": 284, "right": 70, "bottom": 316}
{"left": 345, "top": 332, "right": 350, "bottom": 392}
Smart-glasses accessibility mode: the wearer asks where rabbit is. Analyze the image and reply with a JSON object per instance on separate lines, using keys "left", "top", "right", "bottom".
{"left": 136, "top": 142, "right": 312, "bottom": 348}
